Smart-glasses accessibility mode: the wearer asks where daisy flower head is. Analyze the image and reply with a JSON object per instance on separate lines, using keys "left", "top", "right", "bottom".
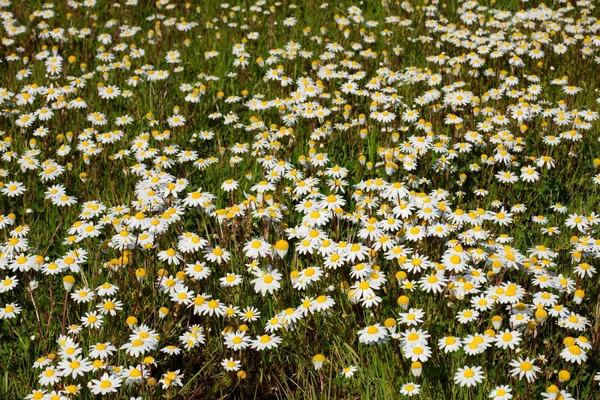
{"left": 312, "top": 354, "right": 326, "bottom": 370}
{"left": 357, "top": 323, "right": 388, "bottom": 344}
{"left": 438, "top": 336, "right": 461, "bottom": 353}
{"left": 1, "top": 181, "right": 26, "bottom": 197}
{"left": 250, "top": 334, "right": 282, "bottom": 351}
{"left": 340, "top": 365, "right": 358, "bottom": 378}
{"left": 89, "top": 372, "right": 122, "bottom": 395}
{"left": 243, "top": 238, "right": 271, "bottom": 259}
{"left": 0, "top": 302, "right": 21, "bottom": 319}
{"left": 250, "top": 268, "right": 282, "bottom": 296}
{"left": 560, "top": 344, "right": 587, "bottom": 364}
{"left": 157, "top": 248, "right": 183, "bottom": 266}
{"left": 509, "top": 357, "right": 541, "bottom": 383}
{"left": 454, "top": 365, "right": 485, "bottom": 387}
{"left": 221, "top": 357, "right": 241, "bottom": 372}
{"left": 400, "top": 382, "right": 421, "bottom": 396}
{"left": 489, "top": 385, "right": 513, "bottom": 400}
{"left": 204, "top": 246, "right": 231, "bottom": 264}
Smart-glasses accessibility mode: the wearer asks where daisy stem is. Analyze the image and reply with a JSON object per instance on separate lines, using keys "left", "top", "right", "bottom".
{"left": 61, "top": 290, "right": 69, "bottom": 336}
{"left": 42, "top": 212, "right": 64, "bottom": 257}
{"left": 45, "top": 283, "right": 55, "bottom": 340}
{"left": 7, "top": 319, "right": 17, "bottom": 366}
{"left": 140, "top": 361, "right": 147, "bottom": 398}
{"left": 25, "top": 273, "right": 46, "bottom": 345}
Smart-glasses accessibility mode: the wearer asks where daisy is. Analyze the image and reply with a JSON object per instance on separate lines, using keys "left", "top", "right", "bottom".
{"left": 43, "top": 390, "right": 67, "bottom": 400}
{"left": 98, "top": 85, "right": 121, "bottom": 100}
{"left": 221, "top": 358, "right": 241, "bottom": 372}
{"left": 279, "top": 307, "right": 304, "bottom": 327}
{"left": 573, "top": 262, "right": 596, "bottom": 278}
{"left": 340, "top": 365, "right": 358, "bottom": 378}
{"left": 224, "top": 330, "right": 251, "bottom": 351}
{"left": 90, "top": 373, "right": 122, "bottom": 395}
{"left": 57, "top": 356, "right": 93, "bottom": 379}
{"left": 496, "top": 171, "right": 519, "bottom": 184}
{"left": 410, "top": 362, "right": 423, "bottom": 377}
{"left": 250, "top": 334, "right": 282, "bottom": 351}
{"left": 185, "top": 262, "right": 211, "bottom": 280}
{"left": 471, "top": 295, "right": 493, "bottom": 311}
{"left": 219, "top": 274, "right": 242, "bottom": 288}
{"left": 454, "top": 365, "right": 485, "bottom": 387}
{"left": 121, "top": 365, "right": 148, "bottom": 385}
{"left": 161, "top": 345, "right": 181, "bottom": 356}
{"left": 398, "top": 308, "right": 425, "bottom": 326}
{"left": 221, "top": 179, "right": 239, "bottom": 192}
{"left": 438, "top": 336, "right": 462, "bottom": 353}
{"left": 403, "top": 343, "right": 432, "bottom": 362}
{"left": 575, "top": 336, "right": 593, "bottom": 351}
{"left": 157, "top": 248, "right": 183, "bottom": 266}
{"left": 89, "top": 342, "right": 117, "bottom": 360}
{"left": 520, "top": 166, "right": 540, "bottom": 183}
{"left": 494, "top": 329, "right": 521, "bottom": 350}
{"left": 357, "top": 324, "right": 388, "bottom": 344}
{"left": 95, "top": 297, "right": 123, "bottom": 316}
{"left": 81, "top": 311, "right": 104, "bottom": 329}
{"left": 489, "top": 385, "right": 513, "bottom": 400}
{"left": 551, "top": 203, "right": 568, "bottom": 213}
{"left": 312, "top": 354, "right": 326, "bottom": 370}
{"left": 243, "top": 238, "right": 271, "bottom": 259}
{"left": 565, "top": 214, "right": 588, "bottom": 231}
{"left": 170, "top": 286, "right": 195, "bottom": 304}
{"left": 204, "top": 246, "right": 231, "bottom": 264}
{"left": 178, "top": 232, "right": 208, "bottom": 253}
{"left": 239, "top": 306, "right": 261, "bottom": 322}
{"left": 560, "top": 344, "right": 587, "bottom": 364}
{"left": 71, "top": 288, "right": 95, "bottom": 304}
{"left": 0, "top": 275, "right": 18, "bottom": 293}
{"left": 559, "top": 313, "right": 589, "bottom": 331}
{"left": 400, "top": 382, "right": 421, "bottom": 396}
{"left": 541, "top": 389, "right": 574, "bottom": 400}
{"left": 120, "top": 338, "right": 153, "bottom": 358}
{"left": 250, "top": 268, "right": 282, "bottom": 296}
{"left": 303, "top": 209, "right": 330, "bottom": 227}
{"left": 404, "top": 225, "right": 427, "bottom": 241}
{"left": 419, "top": 274, "right": 446, "bottom": 293}
{"left": 463, "top": 334, "right": 492, "bottom": 356}
{"left": 293, "top": 266, "right": 323, "bottom": 290}
{"left": 490, "top": 209, "right": 513, "bottom": 226}
{"left": 38, "top": 366, "right": 60, "bottom": 386}
{"left": 509, "top": 357, "right": 541, "bottom": 383}
{"left": 96, "top": 283, "right": 119, "bottom": 297}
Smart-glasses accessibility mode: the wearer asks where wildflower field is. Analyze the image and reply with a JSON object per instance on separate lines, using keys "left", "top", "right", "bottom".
{"left": 2, "top": 0, "right": 600, "bottom": 398}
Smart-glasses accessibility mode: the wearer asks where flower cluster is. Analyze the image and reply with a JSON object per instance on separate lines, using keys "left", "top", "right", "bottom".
{"left": 0, "top": 0, "right": 599, "bottom": 398}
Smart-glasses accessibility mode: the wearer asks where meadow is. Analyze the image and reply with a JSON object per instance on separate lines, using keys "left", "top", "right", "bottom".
{"left": 1, "top": 0, "right": 600, "bottom": 398}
